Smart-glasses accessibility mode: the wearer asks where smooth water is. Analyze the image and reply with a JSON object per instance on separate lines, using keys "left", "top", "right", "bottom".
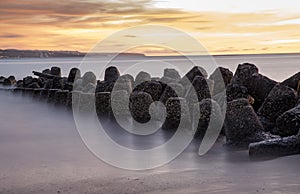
{"left": 0, "top": 91, "right": 299, "bottom": 193}
{"left": 0, "top": 54, "right": 299, "bottom": 193}
{"left": 0, "top": 54, "right": 299, "bottom": 81}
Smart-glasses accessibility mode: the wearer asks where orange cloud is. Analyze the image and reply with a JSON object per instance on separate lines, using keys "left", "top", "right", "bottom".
{"left": 0, "top": 0, "right": 300, "bottom": 55}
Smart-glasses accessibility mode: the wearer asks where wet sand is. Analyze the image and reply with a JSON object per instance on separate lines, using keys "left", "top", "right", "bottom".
{"left": 0, "top": 91, "right": 300, "bottom": 193}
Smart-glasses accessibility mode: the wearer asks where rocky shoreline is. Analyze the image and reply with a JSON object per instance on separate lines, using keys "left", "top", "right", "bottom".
{"left": 0, "top": 63, "right": 300, "bottom": 159}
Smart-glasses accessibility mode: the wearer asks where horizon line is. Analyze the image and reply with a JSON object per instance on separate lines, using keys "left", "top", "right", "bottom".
{"left": 1, "top": 48, "right": 300, "bottom": 57}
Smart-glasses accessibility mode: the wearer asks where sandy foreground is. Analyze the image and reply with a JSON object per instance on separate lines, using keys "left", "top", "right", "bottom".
{"left": 0, "top": 91, "right": 299, "bottom": 194}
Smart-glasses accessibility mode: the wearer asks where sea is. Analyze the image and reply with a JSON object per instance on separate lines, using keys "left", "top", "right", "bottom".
{"left": 0, "top": 54, "right": 299, "bottom": 193}
{"left": 0, "top": 53, "right": 299, "bottom": 81}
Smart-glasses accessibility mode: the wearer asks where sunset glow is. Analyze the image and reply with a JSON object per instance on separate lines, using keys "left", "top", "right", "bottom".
{"left": 1, "top": 0, "right": 300, "bottom": 55}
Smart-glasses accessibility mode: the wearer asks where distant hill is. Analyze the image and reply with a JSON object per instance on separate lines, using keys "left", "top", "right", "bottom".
{"left": 0, "top": 49, "right": 145, "bottom": 59}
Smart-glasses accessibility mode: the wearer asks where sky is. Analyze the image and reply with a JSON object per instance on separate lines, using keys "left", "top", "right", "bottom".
{"left": 1, "top": 0, "right": 300, "bottom": 55}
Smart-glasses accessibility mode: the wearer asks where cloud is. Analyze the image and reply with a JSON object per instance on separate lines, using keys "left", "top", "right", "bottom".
{"left": 0, "top": 33, "right": 24, "bottom": 38}
{"left": 0, "top": 0, "right": 300, "bottom": 54}
{"left": 0, "top": 0, "right": 198, "bottom": 30}
{"left": 124, "top": 35, "right": 137, "bottom": 38}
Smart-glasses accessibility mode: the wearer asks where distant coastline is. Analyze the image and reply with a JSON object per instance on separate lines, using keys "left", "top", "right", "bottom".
{"left": 0, "top": 49, "right": 145, "bottom": 59}
{"left": 0, "top": 49, "right": 299, "bottom": 59}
